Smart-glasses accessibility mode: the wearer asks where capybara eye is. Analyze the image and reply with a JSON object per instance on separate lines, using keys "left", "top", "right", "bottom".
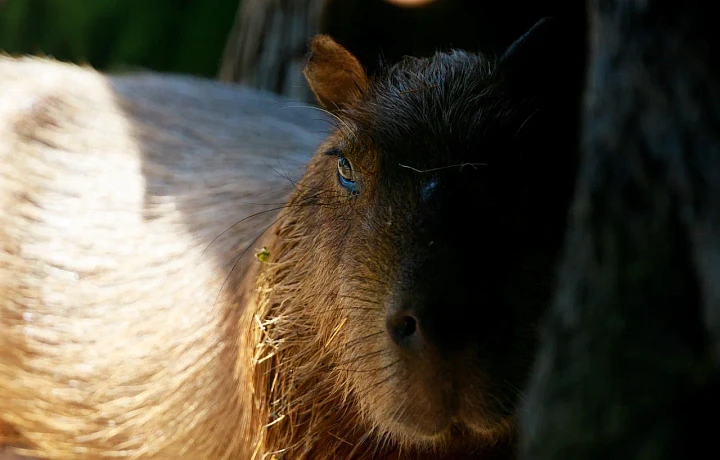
{"left": 337, "top": 156, "right": 356, "bottom": 187}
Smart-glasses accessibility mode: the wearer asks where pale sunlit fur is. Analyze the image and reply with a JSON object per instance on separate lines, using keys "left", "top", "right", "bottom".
{"left": 0, "top": 55, "right": 324, "bottom": 459}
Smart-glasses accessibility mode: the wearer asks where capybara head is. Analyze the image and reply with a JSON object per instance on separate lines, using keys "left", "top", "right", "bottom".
{"left": 248, "top": 18, "right": 581, "bottom": 459}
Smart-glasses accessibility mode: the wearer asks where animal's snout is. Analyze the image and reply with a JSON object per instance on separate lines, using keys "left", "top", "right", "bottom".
{"left": 384, "top": 248, "right": 469, "bottom": 353}
{"left": 385, "top": 297, "right": 455, "bottom": 352}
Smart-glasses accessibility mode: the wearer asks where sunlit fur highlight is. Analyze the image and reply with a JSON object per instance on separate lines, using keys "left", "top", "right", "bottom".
{"left": 0, "top": 55, "right": 321, "bottom": 459}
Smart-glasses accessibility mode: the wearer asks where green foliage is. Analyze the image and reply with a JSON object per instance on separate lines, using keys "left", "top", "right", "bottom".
{"left": 0, "top": 0, "right": 240, "bottom": 77}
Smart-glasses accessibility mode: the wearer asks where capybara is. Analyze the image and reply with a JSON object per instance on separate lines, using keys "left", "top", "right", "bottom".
{"left": 519, "top": 1, "right": 720, "bottom": 459}
{"left": 1, "top": 17, "right": 584, "bottom": 460}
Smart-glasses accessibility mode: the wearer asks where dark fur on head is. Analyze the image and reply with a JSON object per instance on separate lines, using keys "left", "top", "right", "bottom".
{"left": 245, "top": 17, "right": 583, "bottom": 459}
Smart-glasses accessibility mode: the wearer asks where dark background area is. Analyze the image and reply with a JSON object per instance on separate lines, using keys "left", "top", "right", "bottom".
{"left": 323, "top": 0, "right": 585, "bottom": 76}
{"left": 0, "top": 0, "right": 585, "bottom": 90}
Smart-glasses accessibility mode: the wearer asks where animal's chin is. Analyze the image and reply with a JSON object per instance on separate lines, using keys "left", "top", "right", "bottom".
{"left": 383, "top": 407, "right": 455, "bottom": 441}
{"left": 368, "top": 386, "right": 513, "bottom": 447}
{"left": 382, "top": 409, "right": 512, "bottom": 443}
{"left": 353, "top": 348, "right": 519, "bottom": 447}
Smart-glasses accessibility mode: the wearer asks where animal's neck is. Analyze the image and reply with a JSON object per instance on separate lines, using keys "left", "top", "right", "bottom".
{"left": 240, "top": 215, "right": 373, "bottom": 458}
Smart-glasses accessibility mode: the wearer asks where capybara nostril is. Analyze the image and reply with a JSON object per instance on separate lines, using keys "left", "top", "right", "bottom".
{"left": 386, "top": 311, "right": 419, "bottom": 346}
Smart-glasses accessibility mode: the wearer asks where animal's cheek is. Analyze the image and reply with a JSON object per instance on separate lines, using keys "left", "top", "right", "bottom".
{"left": 303, "top": 215, "right": 356, "bottom": 263}
{"left": 339, "top": 319, "right": 406, "bottom": 422}
{"left": 335, "top": 274, "right": 391, "bottom": 324}
{"left": 334, "top": 275, "right": 393, "bottom": 346}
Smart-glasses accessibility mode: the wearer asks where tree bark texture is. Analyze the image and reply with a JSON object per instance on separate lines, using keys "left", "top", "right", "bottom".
{"left": 219, "top": 0, "right": 325, "bottom": 102}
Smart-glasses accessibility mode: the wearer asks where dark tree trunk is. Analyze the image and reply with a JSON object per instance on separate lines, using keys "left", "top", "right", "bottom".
{"left": 218, "top": 0, "right": 325, "bottom": 102}
{"left": 520, "top": 1, "right": 720, "bottom": 458}
{"left": 218, "top": 0, "right": 585, "bottom": 101}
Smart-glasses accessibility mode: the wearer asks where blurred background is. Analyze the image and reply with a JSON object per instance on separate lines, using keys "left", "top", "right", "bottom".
{"left": 0, "top": 0, "right": 584, "bottom": 102}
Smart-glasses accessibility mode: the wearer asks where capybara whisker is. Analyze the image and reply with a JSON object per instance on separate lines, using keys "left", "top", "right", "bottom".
{"left": 342, "top": 331, "right": 386, "bottom": 349}
{"left": 397, "top": 162, "right": 488, "bottom": 174}
{"left": 333, "top": 347, "right": 393, "bottom": 367}
{"left": 280, "top": 104, "right": 360, "bottom": 144}
{"left": 204, "top": 206, "right": 294, "bottom": 256}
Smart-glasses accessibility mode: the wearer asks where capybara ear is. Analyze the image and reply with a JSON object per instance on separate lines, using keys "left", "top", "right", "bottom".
{"left": 304, "top": 35, "right": 369, "bottom": 111}
{"left": 502, "top": 17, "right": 558, "bottom": 65}
{"left": 500, "top": 17, "right": 568, "bottom": 98}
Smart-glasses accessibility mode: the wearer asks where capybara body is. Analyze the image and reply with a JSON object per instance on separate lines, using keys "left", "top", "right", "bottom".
{"left": 0, "top": 18, "right": 583, "bottom": 460}
{"left": 0, "top": 57, "right": 322, "bottom": 459}
{"left": 520, "top": 1, "right": 720, "bottom": 459}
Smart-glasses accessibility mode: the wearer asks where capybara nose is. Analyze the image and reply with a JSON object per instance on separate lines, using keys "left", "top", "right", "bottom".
{"left": 386, "top": 310, "right": 422, "bottom": 347}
